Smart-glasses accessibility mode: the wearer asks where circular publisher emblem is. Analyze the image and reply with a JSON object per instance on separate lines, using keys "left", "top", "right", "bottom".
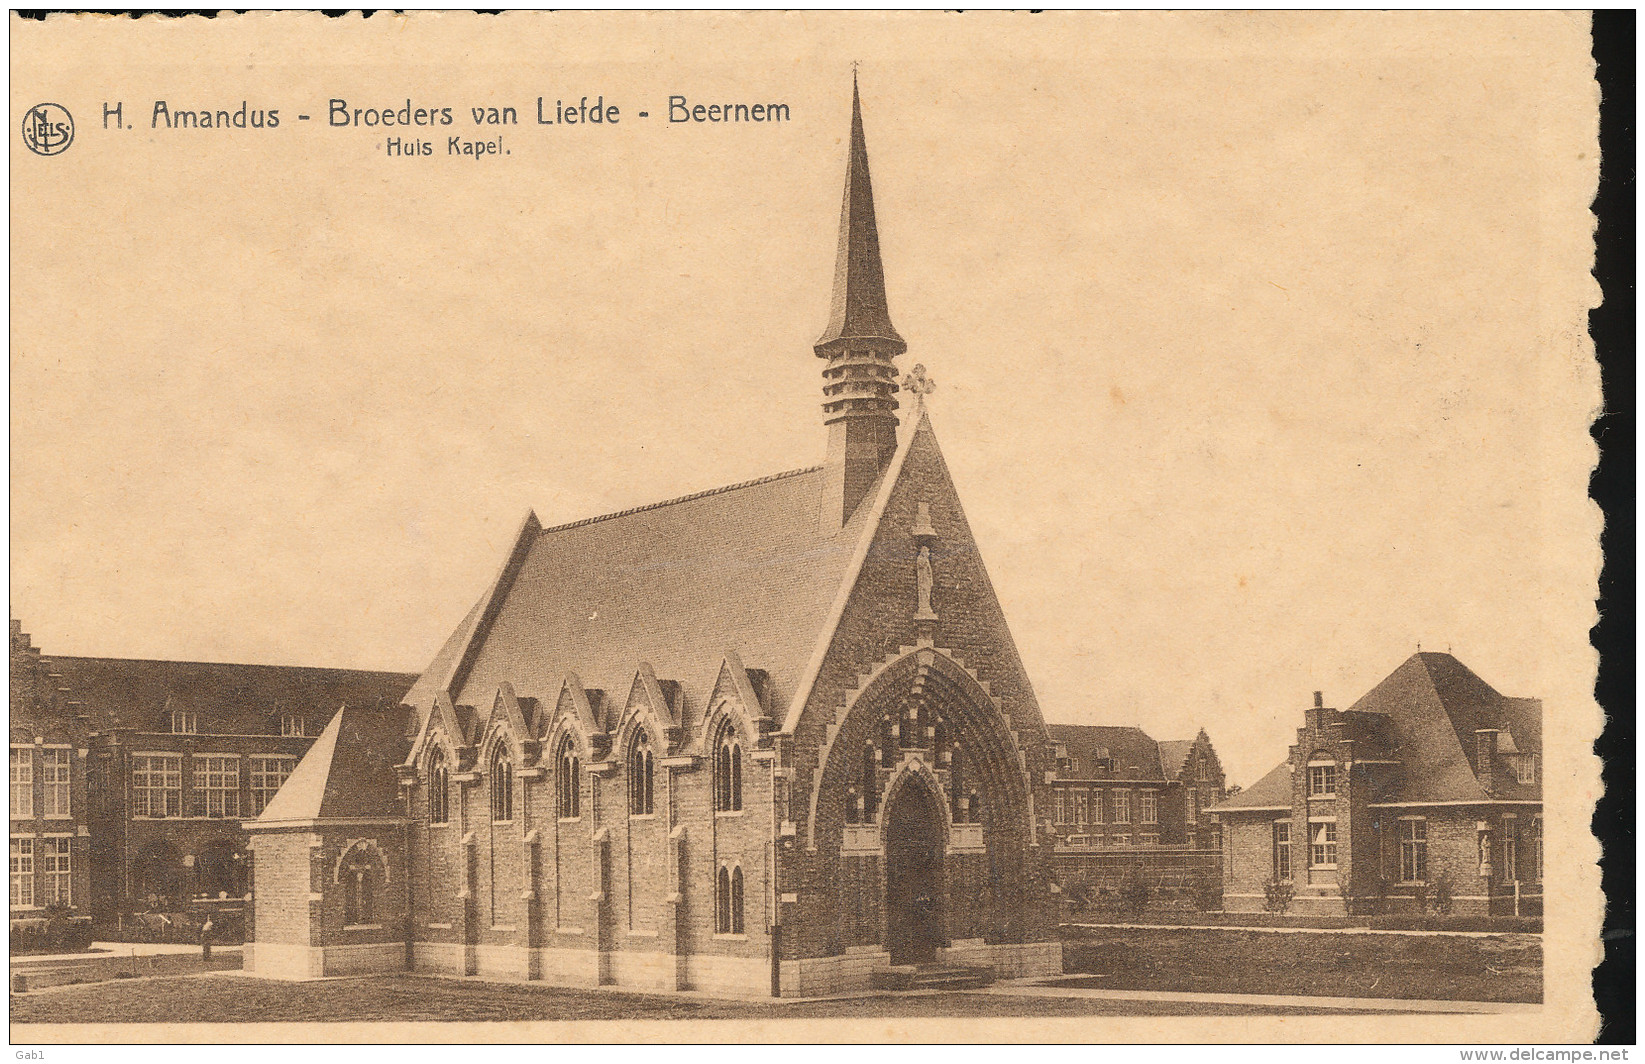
{"left": 22, "top": 103, "right": 73, "bottom": 156}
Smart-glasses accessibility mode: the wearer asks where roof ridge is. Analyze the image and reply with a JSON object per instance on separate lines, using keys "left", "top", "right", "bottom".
{"left": 43, "top": 654, "right": 417, "bottom": 677}
{"left": 537, "top": 466, "right": 823, "bottom": 536}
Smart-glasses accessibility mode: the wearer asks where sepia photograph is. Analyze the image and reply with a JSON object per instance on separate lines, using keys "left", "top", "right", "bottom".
{"left": 8, "top": 10, "right": 1603, "bottom": 1044}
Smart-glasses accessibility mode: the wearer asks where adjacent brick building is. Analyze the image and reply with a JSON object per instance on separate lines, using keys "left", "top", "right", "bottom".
{"left": 1212, "top": 652, "right": 1543, "bottom": 916}
{"left": 7, "top": 620, "right": 416, "bottom": 925}
{"left": 245, "top": 82, "right": 1065, "bottom": 995}
{"left": 1046, "top": 725, "right": 1225, "bottom": 850}
{"left": 1045, "top": 725, "right": 1226, "bottom": 896}
{"left": 10, "top": 622, "right": 94, "bottom": 918}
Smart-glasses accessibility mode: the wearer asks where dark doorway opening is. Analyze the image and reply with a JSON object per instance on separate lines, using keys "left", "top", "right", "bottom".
{"left": 884, "top": 776, "right": 945, "bottom": 965}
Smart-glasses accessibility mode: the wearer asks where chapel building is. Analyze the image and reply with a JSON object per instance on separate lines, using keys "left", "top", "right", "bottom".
{"left": 243, "top": 82, "right": 1065, "bottom": 995}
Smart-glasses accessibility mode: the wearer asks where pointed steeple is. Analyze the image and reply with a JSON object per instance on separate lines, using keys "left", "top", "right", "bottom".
{"left": 816, "top": 74, "right": 906, "bottom": 354}
{"left": 816, "top": 76, "right": 906, "bottom": 529}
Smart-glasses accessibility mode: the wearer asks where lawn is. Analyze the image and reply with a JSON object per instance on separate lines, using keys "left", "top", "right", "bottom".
{"left": 10, "top": 974, "right": 1352, "bottom": 1024}
{"left": 1061, "top": 927, "right": 1541, "bottom": 1003}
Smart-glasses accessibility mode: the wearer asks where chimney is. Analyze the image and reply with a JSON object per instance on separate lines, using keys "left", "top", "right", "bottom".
{"left": 1474, "top": 728, "right": 1499, "bottom": 794}
{"left": 1313, "top": 691, "right": 1324, "bottom": 709}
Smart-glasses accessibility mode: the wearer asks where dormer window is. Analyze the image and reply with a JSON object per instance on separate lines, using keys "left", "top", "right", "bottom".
{"left": 169, "top": 710, "right": 197, "bottom": 735}
{"left": 1513, "top": 754, "right": 1538, "bottom": 784}
{"left": 280, "top": 714, "right": 306, "bottom": 737}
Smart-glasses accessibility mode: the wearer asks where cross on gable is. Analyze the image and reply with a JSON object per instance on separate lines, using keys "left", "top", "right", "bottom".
{"left": 901, "top": 364, "right": 936, "bottom": 406}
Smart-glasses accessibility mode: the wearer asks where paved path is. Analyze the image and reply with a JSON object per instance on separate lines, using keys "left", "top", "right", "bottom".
{"left": 990, "top": 978, "right": 1537, "bottom": 1014}
{"left": 1065, "top": 922, "right": 1540, "bottom": 940}
{"left": 15, "top": 941, "right": 243, "bottom": 965}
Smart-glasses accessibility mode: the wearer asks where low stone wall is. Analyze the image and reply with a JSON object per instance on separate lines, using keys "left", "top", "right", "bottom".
{"left": 12, "top": 947, "right": 242, "bottom": 990}
{"left": 779, "top": 947, "right": 893, "bottom": 998}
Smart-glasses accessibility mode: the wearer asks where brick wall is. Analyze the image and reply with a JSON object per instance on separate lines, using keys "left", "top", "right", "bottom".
{"left": 245, "top": 830, "right": 319, "bottom": 946}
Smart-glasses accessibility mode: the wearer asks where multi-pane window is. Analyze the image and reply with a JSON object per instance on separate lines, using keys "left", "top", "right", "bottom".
{"left": 280, "top": 714, "right": 306, "bottom": 738}
{"left": 491, "top": 749, "right": 514, "bottom": 823}
{"left": 11, "top": 747, "right": 33, "bottom": 818}
{"left": 425, "top": 749, "right": 449, "bottom": 824}
{"left": 714, "top": 729, "right": 743, "bottom": 813}
{"left": 1091, "top": 789, "right": 1104, "bottom": 824}
{"left": 716, "top": 865, "right": 745, "bottom": 935}
{"left": 628, "top": 731, "right": 654, "bottom": 816}
{"left": 1399, "top": 818, "right": 1428, "bottom": 882}
{"left": 132, "top": 755, "right": 183, "bottom": 818}
{"left": 249, "top": 756, "right": 296, "bottom": 816}
{"left": 1307, "top": 762, "right": 1337, "bottom": 797}
{"left": 1502, "top": 817, "right": 1519, "bottom": 882}
{"left": 1272, "top": 821, "right": 1292, "bottom": 880}
{"left": 194, "top": 756, "right": 240, "bottom": 818}
{"left": 41, "top": 838, "right": 71, "bottom": 905}
{"left": 1140, "top": 790, "right": 1158, "bottom": 825}
{"left": 1113, "top": 789, "right": 1132, "bottom": 824}
{"left": 170, "top": 710, "right": 198, "bottom": 734}
{"left": 1054, "top": 790, "right": 1068, "bottom": 825}
{"left": 1187, "top": 787, "right": 1200, "bottom": 824}
{"left": 1514, "top": 755, "right": 1538, "bottom": 784}
{"left": 10, "top": 838, "right": 34, "bottom": 907}
{"left": 41, "top": 749, "right": 71, "bottom": 817}
{"left": 1532, "top": 817, "right": 1543, "bottom": 880}
{"left": 1310, "top": 820, "right": 1338, "bottom": 868}
{"left": 556, "top": 739, "right": 581, "bottom": 819}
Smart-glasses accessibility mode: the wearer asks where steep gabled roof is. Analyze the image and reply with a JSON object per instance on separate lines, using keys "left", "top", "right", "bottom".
{"left": 1047, "top": 724, "right": 1165, "bottom": 780}
{"left": 39, "top": 655, "right": 416, "bottom": 735}
{"left": 1349, "top": 652, "right": 1540, "bottom": 802}
{"left": 404, "top": 460, "right": 885, "bottom": 740}
{"left": 254, "top": 702, "right": 409, "bottom": 824}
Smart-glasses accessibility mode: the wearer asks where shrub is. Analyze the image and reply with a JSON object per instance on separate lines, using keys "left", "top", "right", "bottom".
{"left": 1117, "top": 870, "right": 1151, "bottom": 919}
{"left": 1191, "top": 880, "right": 1222, "bottom": 912}
{"left": 1262, "top": 876, "right": 1295, "bottom": 915}
{"left": 10, "top": 906, "right": 93, "bottom": 955}
{"left": 1411, "top": 878, "right": 1430, "bottom": 914}
{"left": 1432, "top": 871, "right": 1455, "bottom": 915}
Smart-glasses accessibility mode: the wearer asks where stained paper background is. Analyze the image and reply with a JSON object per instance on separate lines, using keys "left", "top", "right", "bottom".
{"left": 11, "top": 10, "right": 1601, "bottom": 1043}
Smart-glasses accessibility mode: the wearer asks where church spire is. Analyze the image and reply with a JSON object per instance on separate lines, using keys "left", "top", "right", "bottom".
{"left": 816, "top": 75, "right": 906, "bottom": 529}
{"left": 816, "top": 73, "right": 906, "bottom": 354}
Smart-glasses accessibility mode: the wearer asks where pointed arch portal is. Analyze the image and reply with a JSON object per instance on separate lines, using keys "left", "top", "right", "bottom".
{"left": 884, "top": 775, "right": 945, "bottom": 965}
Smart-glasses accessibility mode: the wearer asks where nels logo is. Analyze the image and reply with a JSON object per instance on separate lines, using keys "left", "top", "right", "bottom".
{"left": 22, "top": 103, "right": 73, "bottom": 156}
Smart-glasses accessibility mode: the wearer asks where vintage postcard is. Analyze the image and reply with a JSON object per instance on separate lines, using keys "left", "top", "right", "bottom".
{"left": 9, "top": 10, "right": 1603, "bottom": 1044}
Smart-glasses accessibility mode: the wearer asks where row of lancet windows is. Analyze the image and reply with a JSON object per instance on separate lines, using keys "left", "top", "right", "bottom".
{"left": 425, "top": 728, "right": 745, "bottom": 823}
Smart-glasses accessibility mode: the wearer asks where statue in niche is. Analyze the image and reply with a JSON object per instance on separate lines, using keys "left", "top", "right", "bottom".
{"left": 916, "top": 545, "right": 937, "bottom": 620}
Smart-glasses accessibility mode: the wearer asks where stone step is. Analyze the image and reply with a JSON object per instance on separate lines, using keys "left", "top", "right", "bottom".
{"left": 871, "top": 962, "right": 996, "bottom": 991}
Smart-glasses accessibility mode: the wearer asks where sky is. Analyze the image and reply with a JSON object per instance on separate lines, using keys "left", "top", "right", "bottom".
{"left": 10, "top": 12, "right": 1599, "bottom": 788}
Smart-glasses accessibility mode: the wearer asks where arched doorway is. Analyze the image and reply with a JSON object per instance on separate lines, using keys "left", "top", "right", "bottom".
{"left": 884, "top": 776, "right": 945, "bottom": 965}
{"left": 131, "top": 841, "right": 185, "bottom": 910}
{"left": 196, "top": 839, "right": 245, "bottom": 900}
